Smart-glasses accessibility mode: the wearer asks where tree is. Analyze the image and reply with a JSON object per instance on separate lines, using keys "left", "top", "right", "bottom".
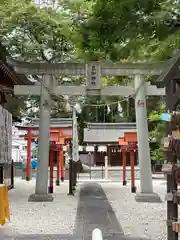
{"left": 0, "top": 0, "right": 77, "bottom": 120}
{"left": 0, "top": 0, "right": 74, "bottom": 62}
{"left": 77, "top": 0, "right": 180, "bottom": 61}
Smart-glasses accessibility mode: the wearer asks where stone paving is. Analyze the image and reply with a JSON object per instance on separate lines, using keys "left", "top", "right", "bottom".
{"left": 0, "top": 178, "right": 167, "bottom": 240}
{"left": 73, "top": 183, "right": 124, "bottom": 240}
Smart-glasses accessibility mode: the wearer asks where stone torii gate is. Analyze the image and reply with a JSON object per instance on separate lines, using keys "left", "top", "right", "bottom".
{"left": 7, "top": 57, "right": 166, "bottom": 202}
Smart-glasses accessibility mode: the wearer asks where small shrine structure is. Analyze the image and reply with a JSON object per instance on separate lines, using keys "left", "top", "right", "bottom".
{"left": 84, "top": 122, "right": 137, "bottom": 166}
{"left": 16, "top": 118, "right": 72, "bottom": 181}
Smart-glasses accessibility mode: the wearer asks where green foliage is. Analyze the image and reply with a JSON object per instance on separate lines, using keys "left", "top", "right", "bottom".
{"left": 78, "top": 0, "right": 180, "bottom": 61}
{"left": 0, "top": 0, "right": 74, "bottom": 62}
{"left": 151, "top": 147, "right": 164, "bottom": 161}
{"left": 1, "top": 0, "right": 180, "bottom": 157}
{"left": 0, "top": 0, "right": 77, "bottom": 120}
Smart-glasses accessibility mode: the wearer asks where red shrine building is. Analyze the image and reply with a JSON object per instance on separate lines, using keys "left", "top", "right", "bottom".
{"left": 16, "top": 118, "right": 73, "bottom": 181}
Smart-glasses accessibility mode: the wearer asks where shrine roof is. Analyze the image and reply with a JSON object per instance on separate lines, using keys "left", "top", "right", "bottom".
{"left": 156, "top": 50, "right": 180, "bottom": 86}
{"left": 16, "top": 118, "right": 73, "bottom": 129}
{"left": 85, "top": 122, "right": 136, "bottom": 129}
{"left": 84, "top": 122, "right": 136, "bottom": 143}
{"left": 0, "top": 43, "right": 32, "bottom": 86}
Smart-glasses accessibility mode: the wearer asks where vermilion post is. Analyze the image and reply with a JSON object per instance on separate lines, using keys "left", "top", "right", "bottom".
{"left": 48, "top": 148, "right": 54, "bottom": 193}
{"left": 130, "top": 150, "right": 136, "bottom": 193}
{"left": 56, "top": 150, "right": 60, "bottom": 186}
{"left": 26, "top": 129, "right": 32, "bottom": 181}
{"left": 122, "top": 150, "right": 127, "bottom": 185}
{"left": 60, "top": 148, "right": 64, "bottom": 181}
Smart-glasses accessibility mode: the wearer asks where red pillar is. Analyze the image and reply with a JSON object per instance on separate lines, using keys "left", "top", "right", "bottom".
{"left": 130, "top": 150, "right": 136, "bottom": 193}
{"left": 48, "top": 148, "right": 54, "bottom": 193}
{"left": 56, "top": 150, "right": 60, "bottom": 186}
{"left": 60, "top": 147, "right": 64, "bottom": 181}
{"left": 26, "top": 129, "right": 32, "bottom": 181}
{"left": 122, "top": 150, "right": 127, "bottom": 186}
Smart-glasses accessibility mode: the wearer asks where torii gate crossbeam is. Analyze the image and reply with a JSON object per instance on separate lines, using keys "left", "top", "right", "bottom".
{"left": 7, "top": 57, "right": 165, "bottom": 202}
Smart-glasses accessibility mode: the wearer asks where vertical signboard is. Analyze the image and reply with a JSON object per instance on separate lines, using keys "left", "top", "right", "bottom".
{"left": 0, "top": 105, "right": 12, "bottom": 164}
{"left": 86, "top": 63, "right": 101, "bottom": 90}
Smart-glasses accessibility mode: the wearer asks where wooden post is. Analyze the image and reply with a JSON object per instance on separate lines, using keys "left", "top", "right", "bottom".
{"left": 68, "top": 140, "right": 74, "bottom": 195}
{"left": 104, "top": 156, "right": 108, "bottom": 180}
{"left": 26, "top": 129, "right": 32, "bottom": 181}
{"left": 60, "top": 148, "right": 64, "bottom": 181}
{"left": 72, "top": 161, "right": 76, "bottom": 189}
{"left": 122, "top": 150, "right": 127, "bottom": 186}
{"left": 130, "top": 150, "right": 136, "bottom": 193}
{"left": 0, "top": 184, "right": 10, "bottom": 225}
{"left": 11, "top": 160, "right": 14, "bottom": 189}
{"left": 56, "top": 150, "right": 60, "bottom": 186}
{"left": 48, "top": 148, "right": 54, "bottom": 194}
{"left": 0, "top": 165, "right": 3, "bottom": 184}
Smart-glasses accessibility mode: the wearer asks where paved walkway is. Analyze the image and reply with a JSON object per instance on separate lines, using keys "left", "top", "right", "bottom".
{"left": 74, "top": 183, "right": 124, "bottom": 239}
{"left": 74, "top": 183, "right": 146, "bottom": 240}
{"left": 1, "top": 179, "right": 151, "bottom": 239}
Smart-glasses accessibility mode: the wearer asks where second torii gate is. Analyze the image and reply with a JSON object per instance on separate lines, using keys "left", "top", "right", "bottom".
{"left": 7, "top": 57, "right": 166, "bottom": 202}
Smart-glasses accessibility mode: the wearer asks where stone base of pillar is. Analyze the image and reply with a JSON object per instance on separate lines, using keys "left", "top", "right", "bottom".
{"left": 28, "top": 193, "right": 53, "bottom": 202}
{"left": 135, "top": 192, "right": 161, "bottom": 203}
{"left": 26, "top": 176, "right": 31, "bottom": 181}
{"left": 122, "top": 180, "right": 127, "bottom": 186}
{"left": 48, "top": 186, "right": 53, "bottom": 194}
{"left": 56, "top": 179, "right": 60, "bottom": 186}
{"left": 131, "top": 186, "right": 136, "bottom": 193}
{"left": 61, "top": 177, "right": 64, "bottom": 182}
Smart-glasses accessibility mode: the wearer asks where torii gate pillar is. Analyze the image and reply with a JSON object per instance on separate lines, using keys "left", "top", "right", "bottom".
{"left": 29, "top": 75, "right": 53, "bottom": 202}
{"left": 134, "top": 75, "right": 160, "bottom": 202}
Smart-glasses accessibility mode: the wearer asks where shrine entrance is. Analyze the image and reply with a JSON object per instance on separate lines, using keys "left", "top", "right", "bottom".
{"left": 7, "top": 57, "right": 166, "bottom": 202}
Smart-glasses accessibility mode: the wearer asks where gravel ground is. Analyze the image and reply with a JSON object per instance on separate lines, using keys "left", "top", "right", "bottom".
{"left": 101, "top": 180, "right": 167, "bottom": 240}
{"left": 0, "top": 178, "right": 168, "bottom": 240}
{"left": 0, "top": 178, "right": 78, "bottom": 238}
